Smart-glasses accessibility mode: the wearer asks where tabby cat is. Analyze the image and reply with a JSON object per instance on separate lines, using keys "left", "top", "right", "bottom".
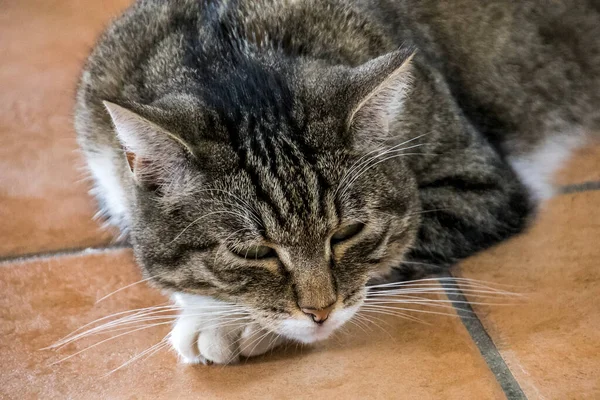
{"left": 75, "top": 0, "right": 600, "bottom": 364}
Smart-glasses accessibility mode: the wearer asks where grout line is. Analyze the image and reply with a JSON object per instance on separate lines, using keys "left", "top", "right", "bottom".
{"left": 559, "top": 180, "right": 600, "bottom": 194}
{"left": 0, "top": 243, "right": 131, "bottom": 266}
{"left": 439, "top": 272, "right": 528, "bottom": 400}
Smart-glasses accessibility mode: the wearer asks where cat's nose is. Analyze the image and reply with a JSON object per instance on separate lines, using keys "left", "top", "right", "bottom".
{"left": 301, "top": 304, "right": 334, "bottom": 324}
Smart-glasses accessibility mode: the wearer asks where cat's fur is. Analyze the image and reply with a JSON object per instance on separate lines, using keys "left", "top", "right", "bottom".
{"left": 75, "top": 0, "right": 600, "bottom": 364}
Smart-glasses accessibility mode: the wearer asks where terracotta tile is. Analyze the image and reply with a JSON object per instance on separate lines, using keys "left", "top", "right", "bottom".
{"left": 0, "top": 249, "right": 503, "bottom": 399}
{"left": 0, "top": 0, "right": 132, "bottom": 257}
{"left": 555, "top": 144, "right": 600, "bottom": 186}
{"left": 456, "top": 191, "right": 600, "bottom": 399}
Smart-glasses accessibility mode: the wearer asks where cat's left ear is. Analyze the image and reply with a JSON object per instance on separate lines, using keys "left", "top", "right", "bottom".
{"left": 103, "top": 101, "right": 196, "bottom": 190}
{"left": 346, "top": 49, "right": 415, "bottom": 144}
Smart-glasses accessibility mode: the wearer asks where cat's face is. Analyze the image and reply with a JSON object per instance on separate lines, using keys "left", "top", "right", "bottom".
{"left": 107, "top": 50, "right": 419, "bottom": 342}
{"left": 132, "top": 145, "right": 419, "bottom": 342}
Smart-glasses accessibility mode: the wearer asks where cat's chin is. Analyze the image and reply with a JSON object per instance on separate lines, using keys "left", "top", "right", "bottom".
{"left": 277, "top": 304, "right": 360, "bottom": 344}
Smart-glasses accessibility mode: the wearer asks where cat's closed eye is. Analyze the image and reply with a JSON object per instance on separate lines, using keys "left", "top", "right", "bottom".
{"left": 231, "top": 244, "right": 277, "bottom": 260}
{"left": 330, "top": 222, "right": 365, "bottom": 246}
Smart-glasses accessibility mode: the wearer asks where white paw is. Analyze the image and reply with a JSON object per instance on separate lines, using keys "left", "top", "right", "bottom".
{"left": 169, "top": 294, "right": 284, "bottom": 365}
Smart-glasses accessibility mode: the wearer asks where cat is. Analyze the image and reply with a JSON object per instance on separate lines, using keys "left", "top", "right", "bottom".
{"left": 75, "top": 0, "right": 600, "bottom": 364}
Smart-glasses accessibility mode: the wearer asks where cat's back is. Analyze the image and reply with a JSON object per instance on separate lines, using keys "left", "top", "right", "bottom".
{"left": 76, "top": 0, "right": 201, "bottom": 121}
{"left": 374, "top": 0, "right": 600, "bottom": 145}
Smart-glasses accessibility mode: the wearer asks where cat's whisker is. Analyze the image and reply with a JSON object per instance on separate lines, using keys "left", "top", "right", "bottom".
{"left": 140, "top": 336, "right": 171, "bottom": 361}
{"left": 340, "top": 151, "right": 439, "bottom": 200}
{"left": 365, "top": 299, "right": 468, "bottom": 313}
{"left": 357, "top": 312, "right": 393, "bottom": 329}
{"left": 436, "top": 274, "right": 525, "bottom": 290}
{"left": 358, "top": 306, "right": 428, "bottom": 324}
{"left": 46, "top": 304, "right": 177, "bottom": 348}
{"left": 335, "top": 132, "right": 431, "bottom": 196}
{"left": 52, "top": 306, "right": 183, "bottom": 343}
{"left": 366, "top": 283, "right": 519, "bottom": 294}
{"left": 102, "top": 335, "right": 170, "bottom": 377}
{"left": 49, "top": 322, "right": 176, "bottom": 365}
{"left": 365, "top": 293, "right": 519, "bottom": 306}
{"left": 62, "top": 323, "right": 171, "bottom": 344}
{"left": 404, "top": 208, "right": 452, "bottom": 217}
{"left": 50, "top": 306, "right": 248, "bottom": 349}
{"left": 366, "top": 294, "right": 519, "bottom": 304}
{"left": 401, "top": 293, "right": 516, "bottom": 302}
{"left": 346, "top": 317, "right": 371, "bottom": 335}
{"left": 189, "top": 188, "right": 264, "bottom": 228}
{"left": 211, "top": 200, "right": 263, "bottom": 228}
{"left": 95, "top": 273, "right": 171, "bottom": 304}
{"left": 360, "top": 307, "right": 430, "bottom": 325}
{"left": 52, "top": 314, "right": 247, "bottom": 350}
{"left": 367, "top": 287, "right": 523, "bottom": 299}
{"left": 348, "top": 314, "right": 373, "bottom": 334}
{"left": 140, "top": 338, "right": 171, "bottom": 363}
{"left": 168, "top": 210, "right": 259, "bottom": 244}
{"left": 233, "top": 328, "right": 272, "bottom": 363}
{"left": 338, "top": 144, "right": 430, "bottom": 199}
{"left": 243, "top": 329, "right": 275, "bottom": 364}
{"left": 345, "top": 143, "right": 427, "bottom": 183}
{"left": 339, "top": 151, "right": 432, "bottom": 202}
{"left": 353, "top": 313, "right": 394, "bottom": 339}
{"left": 199, "top": 188, "right": 260, "bottom": 213}
{"left": 360, "top": 304, "right": 467, "bottom": 319}
{"left": 366, "top": 287, "right": 522, "bottom": 297}
{"left": 366, "top": 284, "right": 515, "bottom": 294}
{"left": 367, "top": 280, "right": 513, "bottom": 290}
{"left": 268, "top": 333, "right": 282, "bottom": 357}
{"left": 352, "top": 314, "right": 376, "bottom": 332}
{"left": 51, "top": 318, "right": 252, "bottom": 365}
{"left": 77, "top": 311, "right": 248, "bottom": 336}
{"left": 337, "top": 142, "right": 424, "bottom": 198}
{"left": 366, "top": 276, "right": 523, "bottom": 292}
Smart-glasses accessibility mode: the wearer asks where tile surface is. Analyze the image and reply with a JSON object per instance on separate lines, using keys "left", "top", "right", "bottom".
{"left": 0, "top": 0, "right": 131, "bottom": 257}
{"left": 0, "top": 250, "right": 504, "bottom": 399}
{"left": 555, "top": 144, "right": 600, "bottom": 186}
{"left": 457, "top": 191, "right": 600, "bottom": 400}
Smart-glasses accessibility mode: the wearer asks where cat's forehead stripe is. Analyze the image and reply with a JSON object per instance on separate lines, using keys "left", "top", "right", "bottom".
{"left": 236, "top": 110, "right": 326, "bottom": 228}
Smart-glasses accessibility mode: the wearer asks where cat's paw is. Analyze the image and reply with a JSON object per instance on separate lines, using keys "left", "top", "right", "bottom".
{"left": 169, "top": 294, "right": 285, "bottom": 365}
{"left": 170, "top": 313, "right": 242, "bottom": 364}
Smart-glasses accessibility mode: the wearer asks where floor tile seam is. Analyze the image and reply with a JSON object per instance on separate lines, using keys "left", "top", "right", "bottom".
{"left": 0, "top": 243, "right": 131, "bottom": 266}
{"left": 439, "top": 271, "right": 528, "bottom": 400}
{"left": 559, "top": 180, "right": 600, "bottom": 194}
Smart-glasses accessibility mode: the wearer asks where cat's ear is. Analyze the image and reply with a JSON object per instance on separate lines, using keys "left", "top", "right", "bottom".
{"left": 346, "top": 49, "right": 415, "bottom": 145}
{"left": 103, "top": 101, "right": 195, "bottom": 190}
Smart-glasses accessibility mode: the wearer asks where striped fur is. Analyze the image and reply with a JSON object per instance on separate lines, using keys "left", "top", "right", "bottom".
{"left": 75, "top": 0, "right": 599, "bottom": 361}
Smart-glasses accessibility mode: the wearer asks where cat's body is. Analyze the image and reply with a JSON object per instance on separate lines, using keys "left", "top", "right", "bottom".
{"left": 76, "top": 0, "right": 600, "bottom": 364}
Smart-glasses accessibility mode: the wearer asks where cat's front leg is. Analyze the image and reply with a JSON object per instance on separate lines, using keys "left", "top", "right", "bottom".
{"left": 169, "top": 293, "right": 284, "bottom": 365}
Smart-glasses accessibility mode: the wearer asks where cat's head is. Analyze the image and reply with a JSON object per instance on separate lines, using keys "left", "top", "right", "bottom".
{"left": 104, "top": 49, "right": 421, "bottom": 343}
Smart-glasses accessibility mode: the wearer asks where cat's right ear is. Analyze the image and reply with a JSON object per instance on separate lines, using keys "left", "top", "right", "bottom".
{"left": 103, "top": 101, "right": 195, "bottom": 190}
{"left": 344, "top": 49, "right": 415, "bottom": 148}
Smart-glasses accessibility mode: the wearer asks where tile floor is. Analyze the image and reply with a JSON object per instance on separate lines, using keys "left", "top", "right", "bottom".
{"left": 1, "top": 1, "right": 599, "bottom": 399}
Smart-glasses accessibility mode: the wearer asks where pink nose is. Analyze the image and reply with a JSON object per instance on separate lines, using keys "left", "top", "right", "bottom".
{"left": 301, "top": 304, "right": 334, "bottom": 324}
